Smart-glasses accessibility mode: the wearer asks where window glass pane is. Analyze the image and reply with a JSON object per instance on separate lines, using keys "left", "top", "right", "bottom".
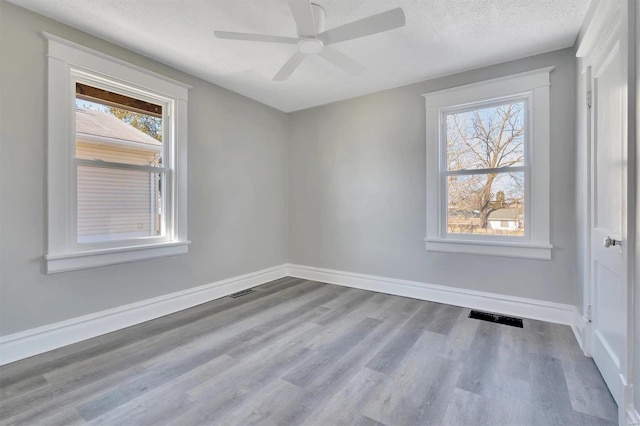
{"left": 77, "top": 166, "right": 163, "bottom": 243}
{"left": 446, "top": 101, "right": 525, "bottom": 171}
{"left": 75, "top": 84, "right": 163, "bottom": 167}
{"left": 447, "top": 172, "right": 524, "bottom": 236}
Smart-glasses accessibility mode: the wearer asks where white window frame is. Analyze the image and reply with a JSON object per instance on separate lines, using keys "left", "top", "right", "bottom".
{"left": 423, "top": 67, "right": 554, "bottom": 260}
{"left": 44, "top": 33, "right": 191, "bottom": 273}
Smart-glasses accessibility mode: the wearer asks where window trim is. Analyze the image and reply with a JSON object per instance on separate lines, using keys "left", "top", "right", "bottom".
{"left": 423, "top": 67, "right": 554, "bottom": 260}
{"left": 44, "top": 33, "right": 191, "bottom": 273}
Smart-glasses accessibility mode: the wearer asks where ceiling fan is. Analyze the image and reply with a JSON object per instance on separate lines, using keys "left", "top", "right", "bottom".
{"left": 214, "top": 1, "right": 406, "bottom": 81}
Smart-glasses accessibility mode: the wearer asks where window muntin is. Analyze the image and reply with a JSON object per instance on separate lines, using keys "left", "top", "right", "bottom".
{"left": 442, "top": 99, "right": 528, "bottom": 238}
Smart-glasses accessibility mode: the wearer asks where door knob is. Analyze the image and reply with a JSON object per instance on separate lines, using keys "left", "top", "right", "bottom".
{"left": 603, "top": 236, "right": 621, "bottom": 248}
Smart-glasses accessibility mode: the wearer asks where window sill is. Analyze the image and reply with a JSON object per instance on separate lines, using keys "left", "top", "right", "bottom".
{"left": 424, "top": 238, "right": 552, "bottom": 260}
{"left": 45, "top": 241, "right": 191, "bottom": 273}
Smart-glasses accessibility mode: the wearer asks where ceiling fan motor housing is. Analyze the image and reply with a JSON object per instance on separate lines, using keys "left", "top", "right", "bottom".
{"left": 296, "top": 3, "right": 326, "bottom": 55}
{"left": 297, "top": 37, "right": 324, "bottom": 54}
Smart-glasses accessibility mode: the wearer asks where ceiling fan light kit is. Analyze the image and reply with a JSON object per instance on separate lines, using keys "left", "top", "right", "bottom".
{"left": 297, "top": 37, "right": 324, "bottom": 55}
{"left": 214, "top": 0, "right": 406, "bottom": 81}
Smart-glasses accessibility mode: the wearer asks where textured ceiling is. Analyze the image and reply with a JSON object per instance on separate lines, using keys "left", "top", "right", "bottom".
{"left": 9, "top": 0, "right": 589, "bottom": 112}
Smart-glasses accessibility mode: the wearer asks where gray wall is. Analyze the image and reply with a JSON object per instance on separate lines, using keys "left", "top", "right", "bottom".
{"left": 0, "top": 1, "right": 580, "bottom": 338}
{"left": 288, "top": 48, "right": 577, "bottom": 304}
{"left": 574, "top": 48, "right": 588, "bottom": 321}
{"left": 0, "top": 2, "right": 289, "bottom": 336}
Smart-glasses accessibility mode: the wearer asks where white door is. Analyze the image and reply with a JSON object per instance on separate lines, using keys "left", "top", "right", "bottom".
{"left": 588, "top": 6, "right": 629, "bottom": 418}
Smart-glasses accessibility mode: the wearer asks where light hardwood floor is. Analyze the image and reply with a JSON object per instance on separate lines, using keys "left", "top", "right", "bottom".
{"left": 0, "top": 278, "right": 617, "bottom": 425}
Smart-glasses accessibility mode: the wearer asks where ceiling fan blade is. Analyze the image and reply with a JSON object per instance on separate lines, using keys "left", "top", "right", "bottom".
{"left": 214, "top": 31, "right": 298, "bottom": 44}
{"left": 273, "top": 51, "right": 306, "bottom": 81}
{"left": 317, "top": 8, "right": 405, "bottom": 45}
{"left": 318, "top": 47, "right": 366, "bottom": 76}
{"left": 289, "top": 0, "right": 317, "bottom": 36}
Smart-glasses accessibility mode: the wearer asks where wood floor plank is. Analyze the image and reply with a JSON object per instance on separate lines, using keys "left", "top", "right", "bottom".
{"left": 76, "top": 284, "right": 343, "bottom": 420}
{"left": 173, "top": 333, "right": 315, "bottom": 423}
{"left": 43, "top": 279, "right": 325, "bottom": 389}
{"left": 1, "top": 365, "right": 146, "bottom": 425}
{"left": 0, "top": 278, "right": 618, "bottom": 426}
{"left": 495, "top": 320, "right": 533, "bottom": 382}
{"left": 422, "top": 308, "right": 480, "bottom": 362}
{"left": 75, "top": 341, "right": 224, "bottom": 420}
{"left": 455, "top": 320, "right": 503, "bottom": 395}
{"left": 441, "top": 387, "right": 531, "bottom": 426}
{"left": 303, "top": 307, "right": 416, "bottom": 395}
{"left": 527, "top": 352, "right": 579, "bottom": 424}
{"left": 309, "top": 367, "right": 387, "bottom": 426}
{"left": 85, "top": 355, "right": 237, "bottom": 426}
{"left": 225, "top": 305, "right": 331, "bottom": 359}
{"left": 213, "top": 378, "right": 306, "bottom": 426}
{"left": 562, "top": 355, "right": 618, "bottom": 421}
{"left": 35, "top": 407, "right": 86, "bottom": 426}
{"left": 423, "top": 303, "right": 461, "bottom": 335}
{"left": 0, "top": 374, "right": 48, "bottom": 402}
{"left": 275, "top": 320, "right": 406, "bottom": 424}
{"left": 365, "top": 301, "right": 441, "bottom": 374}
{"left": 362, "top": 331, "right": 461, "bottom": 426}
{"left": 282, "top": 317, "right": 381, "bottom": 388}
{"left": 265, "top": 296, "right": 426, "bottom": 425}
{"left": 311, "top": 289, "right": 377, "bottom": 326}
{"left": 0, "top": 278, "right": 307, "bottom": 390}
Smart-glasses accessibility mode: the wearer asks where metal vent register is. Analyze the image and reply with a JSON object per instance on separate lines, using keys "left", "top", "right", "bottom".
{"left": 469, "top": 310, "right": 523, "bottom": 328}
{"left": 229, "top": 289, "right": 255, "bottom": 298}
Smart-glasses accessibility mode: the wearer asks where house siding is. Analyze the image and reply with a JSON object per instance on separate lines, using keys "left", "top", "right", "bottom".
{"left": 76, "top": 141, "right": 159, "bottom": 241}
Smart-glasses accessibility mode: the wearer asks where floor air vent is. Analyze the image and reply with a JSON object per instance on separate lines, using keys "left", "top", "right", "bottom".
{"left": 469, "top": 310, "right": 523, "bottom": 328}
{"left": 229, "top": 289, "right": 255, "bottom": 298}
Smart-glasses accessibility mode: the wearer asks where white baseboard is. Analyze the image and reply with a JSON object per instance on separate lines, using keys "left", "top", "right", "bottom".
{"left": 0, "top": 262, "right": 578, "bottom": 366}
{"left": 627, "top": 405, "right": 640, "bottom": 426}
{"left": 0, "top": 264, "right": 288, "bottom": 366}
{"left": 622, "top": 379, "right": 639, "bottom": 426}
{"left": 570, "top": 306, "right": 587, "bottom": 353}
{"left": 285, "top": 264, "right": 574, "bottom": 325}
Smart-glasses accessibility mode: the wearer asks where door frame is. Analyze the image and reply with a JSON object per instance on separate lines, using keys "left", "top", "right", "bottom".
{"left": 576, "top": 0, "right": 637, "bottom": 423}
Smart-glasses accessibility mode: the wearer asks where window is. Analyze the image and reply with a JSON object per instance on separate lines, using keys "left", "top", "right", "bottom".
{"left": 445, "top": 99, "right": 526, "bottom": 237}
{"left": 423, "top": 68, "right": 553, "bottom": 259}
{"left": 75, "top": 83, "right": 165, "bottom": 243}
{"left": 44, "top": 34, "right": 190, "bottom": 273}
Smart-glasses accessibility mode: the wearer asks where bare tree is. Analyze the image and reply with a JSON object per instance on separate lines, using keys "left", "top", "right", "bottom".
{"left": 446, "top": 102, "right": 525, "bottom": 230}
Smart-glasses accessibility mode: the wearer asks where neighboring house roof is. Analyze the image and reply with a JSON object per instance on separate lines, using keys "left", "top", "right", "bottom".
{"left": 76, "top": 108, "right": 161, "bottom": 149}
{"left": 488, "top": 208, "right": 519, "bottom": 221}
